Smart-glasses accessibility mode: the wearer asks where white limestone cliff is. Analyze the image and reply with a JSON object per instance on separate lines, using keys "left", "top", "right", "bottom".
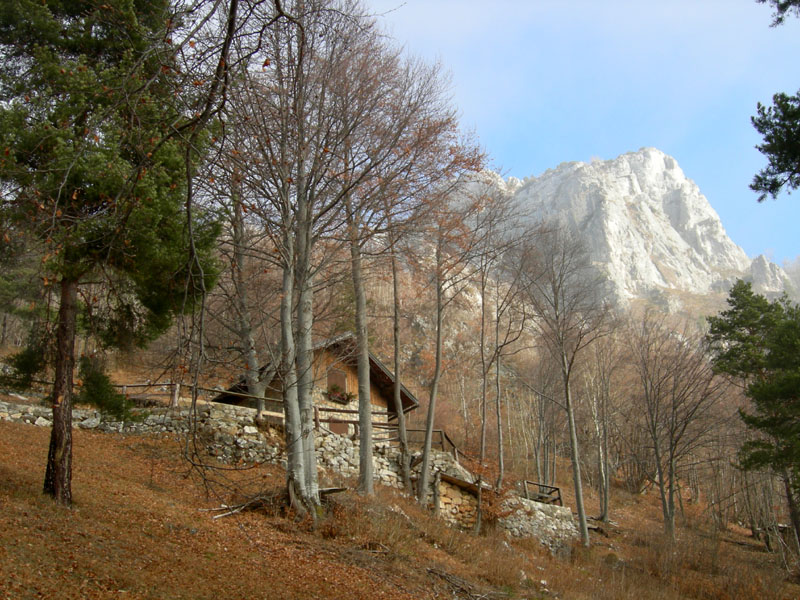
{"left": 494, "top": 148, "right": 790, "bottom": 305}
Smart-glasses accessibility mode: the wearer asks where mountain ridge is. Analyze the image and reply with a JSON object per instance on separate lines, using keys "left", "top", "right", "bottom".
{"left": 491, "top": 147, "right": 792, "bottom": 307}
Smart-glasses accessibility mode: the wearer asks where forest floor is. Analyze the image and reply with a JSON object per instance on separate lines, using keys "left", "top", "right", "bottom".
{"left": 1, "top": 390, "right": 800, "bottom": 599}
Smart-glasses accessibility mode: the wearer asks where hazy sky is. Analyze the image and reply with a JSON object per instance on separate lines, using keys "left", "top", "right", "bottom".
{"left": 368, "top": 0, "right": 800, "bottom": 265}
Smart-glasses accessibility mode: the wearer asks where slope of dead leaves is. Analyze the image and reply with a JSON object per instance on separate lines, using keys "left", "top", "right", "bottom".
{"left": 0, "top": 420, "right": 448, "bottom": 600}
{"left": 2, "top": 402, "right": 800, "bottom": 600}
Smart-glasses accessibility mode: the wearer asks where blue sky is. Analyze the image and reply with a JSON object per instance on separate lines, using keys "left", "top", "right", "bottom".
{"left": 369, "top": 0, "right": 800, "bottom": 265}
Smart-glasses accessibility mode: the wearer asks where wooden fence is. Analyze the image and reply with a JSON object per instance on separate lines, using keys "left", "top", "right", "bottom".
{"left": 33, "top": 378, "right": 475, "bottom": 465}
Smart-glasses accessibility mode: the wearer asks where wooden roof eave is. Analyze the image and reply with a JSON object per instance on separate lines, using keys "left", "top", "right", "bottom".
{"left": 367, "top": 352, "right": 419, "bottom": 415}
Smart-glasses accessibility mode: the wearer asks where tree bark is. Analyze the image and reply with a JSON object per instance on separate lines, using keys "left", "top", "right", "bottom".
{"left": 601, "top": 404, "right": 610, "bottom": 522}
{"left": 478, "top": 270, "right": 489, "bottom": 462}
{"left": 281, "top": 246, "right": 307, "bottom": 516}
{"left": 232, "top": 185, "right": 267, "bottom": 418}
{"left": 43, "top": 277, "right": 78, "bottom": 505}
{"left": 475, "top": 267, "right": 488, "bottom": 530}
{"left": 295, "top": 220, "right": 319, "bottom": 512}
{"left": 347, "top": 199, "right": 374, "bottom": 495}
{"left": 782, "top": 471, "right": 800, "bottom": 554}
{"left": 418, "top": 245, "right": 444, "bottom": 504}
{"left": 563, "top": 354, "right": 590, "bottom": 546}
{"left": 652, "top": 424, "right": 674, "bottom": 539}
{"left": 389, "top": 240, "right": 412, "bottom": 493}
{"left": 495, "top": 321, "right": 504, "bottom": 488}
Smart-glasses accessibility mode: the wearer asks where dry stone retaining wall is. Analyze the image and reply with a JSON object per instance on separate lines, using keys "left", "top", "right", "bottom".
{"left": 500, "top": 496, "right": 579, "bottom": 553}
{"left": 438, "top": 480, "right": 478, "bottom": 528}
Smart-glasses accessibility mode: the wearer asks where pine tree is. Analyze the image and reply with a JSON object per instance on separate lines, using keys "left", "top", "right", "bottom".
{"left": 707, "top": 280, "right": 800, "bottom": 544}
{"left": 751, "top": 0, "right": 800, "bottom": 200}
{"left": 0, "top": 0, "right": 218, "bottom": 505}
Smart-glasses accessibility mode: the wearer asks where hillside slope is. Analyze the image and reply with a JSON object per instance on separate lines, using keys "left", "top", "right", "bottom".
{"left": 1, "top": 406, "right": 797, "bottom": 600}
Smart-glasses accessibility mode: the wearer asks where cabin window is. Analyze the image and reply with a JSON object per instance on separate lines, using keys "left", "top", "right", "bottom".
{"left": 327, "top": 368, "right": 349, "bottom": 404}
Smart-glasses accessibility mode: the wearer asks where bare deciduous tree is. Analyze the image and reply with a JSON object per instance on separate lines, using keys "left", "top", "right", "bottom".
{"left": 626, "top": 311, "right": 727, "bottom": 539}
{"left": 579, "top": 333, "right": 622, "bottom": 523}
{"left": 519, "top": 227, "right": 610, "bottom": 547}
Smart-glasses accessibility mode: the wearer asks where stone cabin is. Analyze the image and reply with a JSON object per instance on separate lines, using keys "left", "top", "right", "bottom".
{"left": 213, "top": 333, "right": 419, "bottom": 435}
{"left": 209, "top": 335, "right": 579, "bottom": 548}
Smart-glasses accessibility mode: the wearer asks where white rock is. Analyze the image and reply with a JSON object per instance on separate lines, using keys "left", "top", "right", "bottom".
{"left": 34, "top": 416, "right": 51, "bottom": 427}
{"left": 79, "top": 417, "right": 101, "bottom": 429}
{"left": 480, "top": 148, "right": 791, "bottom": 305}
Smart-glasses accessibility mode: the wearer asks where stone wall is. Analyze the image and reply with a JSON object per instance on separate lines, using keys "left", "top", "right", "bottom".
{"left": 500, "top": 496, "right": 579, "bottom": 553}
{"left": 0, "top": 396, "right": 578, "bottom": 551}
{"left": 438, "top": 479, "right": 478, "bottom": 529}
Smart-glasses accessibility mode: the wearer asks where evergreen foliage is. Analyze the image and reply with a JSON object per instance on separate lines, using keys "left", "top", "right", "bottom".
{"left": 0, "top": 0, "right": 220, "bottom": 342}
{"left": 751, "top": 91, "right": 800, "bottom": 201}
{"left": 751, "top": 0, "right": 800, "bottom": 200}
{"left": 76, "top": 355, "right": 133, "bottom": 421}
{"left": 0, "top": 341, "right": 46, "bottom": 390}
{"left": 0, "top": 0, "right": 221, "bottom": 504}
{"left": 707, "top": 280, "right": 800, "bottom": 488}
{"left": 757, "top": 0, "right": 800, "bottom": 26}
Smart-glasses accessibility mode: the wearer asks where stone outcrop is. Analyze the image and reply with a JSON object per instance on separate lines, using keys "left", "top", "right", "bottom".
{"left": 500, "top": 496, "right": 579, "bottom": 553}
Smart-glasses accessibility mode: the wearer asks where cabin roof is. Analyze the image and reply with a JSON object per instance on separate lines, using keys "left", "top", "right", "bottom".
{"left": 213, "top": 333, "right": 419, "bottom": 416}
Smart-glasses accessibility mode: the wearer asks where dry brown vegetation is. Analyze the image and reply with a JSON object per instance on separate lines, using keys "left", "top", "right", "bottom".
{"left": 1, "top": 408, "right": 799, "bottom": 600}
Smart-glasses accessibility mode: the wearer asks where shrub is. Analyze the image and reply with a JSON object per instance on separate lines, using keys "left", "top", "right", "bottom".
{"left": 77, "top": 355, "right": 134, "bottom": 420}
{"left": 0, "top": 343, "right": 46, "bottom": 390}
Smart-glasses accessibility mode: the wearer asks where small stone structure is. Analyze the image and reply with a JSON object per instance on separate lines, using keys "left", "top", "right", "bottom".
{"left": 0, "top": 396, "right": 578, "bottom": 550}
{"left": 437, "top": 476, "right": 479, "bottom": 528}
{"left": 500, "top": 496, "right": 579, "bottom": 553}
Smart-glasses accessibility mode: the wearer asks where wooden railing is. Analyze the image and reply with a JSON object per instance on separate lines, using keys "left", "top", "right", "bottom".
{"left": 521, "top": 480, "right": 562, "bottom": 506}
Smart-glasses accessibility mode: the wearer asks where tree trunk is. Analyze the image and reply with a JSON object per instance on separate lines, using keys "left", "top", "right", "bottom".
{"left": 418, "top": 248, "right": 444, "bottom": 504}
{"left": 652, "top": 432, "right": 674, "bottom": 539}
{"left": 667, "top": 455, "right": 676, "bottom": 537}
{"left": 590, "top": 387, "right": 609, "bottom": 522}
{"left": 347, "top": 198, "right": 374, "bottom": 495}
{"left": 390, "top": 241, "right": 412, "bottom": 493}
{"left": 475, "top": 269, "right": 488, "bottom": 528}
{"left": 232, "top": 187, "right": 266, "bottom": 419}
{"left": 495, "top": 338, "right": 504, "bottom": 488}
{"left": 281, "top": 251, "right": 307, "bottom": 516}
{"left": 295, "top": 233, "right": 319, "bottom": 513}
{"left": 478, "top": 271, "right": 489, "bottom": 462}
{"left": 43, "top": 277, "right": 78, "bottom": 505}
{"left": 563, "top": 357, "right": 590, "bottom": 546}
{"left": 601, "top": 403, "right": 610, "bottom": 522}
{"left": 782, "top": 471, "right": 800, "bottom": 554}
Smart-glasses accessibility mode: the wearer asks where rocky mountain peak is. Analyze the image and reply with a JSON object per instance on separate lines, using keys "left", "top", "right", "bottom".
{"left": 497, "top": 148, "right": 790, "bottom": 306}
